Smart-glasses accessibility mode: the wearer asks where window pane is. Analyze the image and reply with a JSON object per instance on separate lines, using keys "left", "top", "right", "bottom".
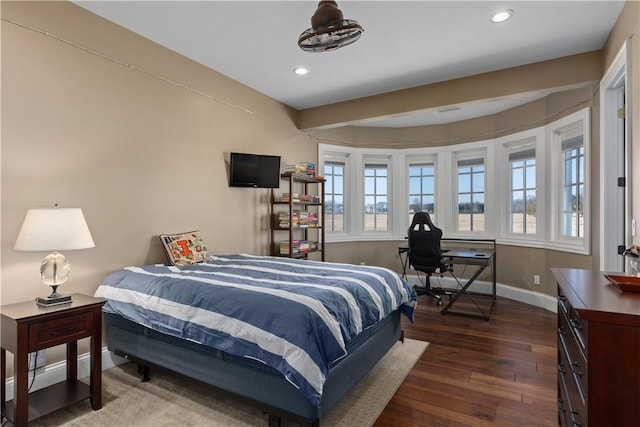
{"left": 422, "top": 176, "right": 434, "bottom": 191}
{"left": 458, "top": 194, "right": 471, "bottom": 212}
{"left": 560, "top": 137, "right": 584, "bottom": 238}
{"left": 364, "top": 176, "right": 375, "bottom": 193}
{"left": 472, "top": 193, "right": 485, "bottom": 213}
{"left": 323, "top": 162, "right": 345, "bottom": 232}
{"left": 408, "top": 162, "right": 435, "bottom": 225}
{"left": 473, "top": 215, "right": 485, "bottom": 231}
{"left": 364, "top": 195, "right": 375, "bottom": 211}
{"left": 409, "top": 176, "right": 421, "bottom": 194}
{"left": 457, "top": 158, "right": 485, "bottom": 232}
{"left": 512, "top": 168, "right": 524, "bottom": 190}
{"left": 458, "top": 174, "right": 471, "bottom": 192}
{"left": 512, "top": 190, "right": 524, "bottom": 213}
{"left": 364, "top": 164, "right": 389, "bottom": 232}
{"left": 472, "top": 170, "right": 485, "bottom": 192}
{"left": 458, "top": 214, "right": 471, "bottom": 231}
{"left": 409, "top": 196, "right": 420, "bottom": 213}
{"left": 526, "top": 165, "right": 536, "bottom": 185}
{"left": 509, "top": 149, "right": 536, "bottom": 235}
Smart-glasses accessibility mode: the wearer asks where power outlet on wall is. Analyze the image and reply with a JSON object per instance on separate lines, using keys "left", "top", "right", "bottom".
{"left": 29, "top": 350, "right": 46, "bottom": 370}
{"left": 533, "top": 275, "right": 541, "bottom": 285}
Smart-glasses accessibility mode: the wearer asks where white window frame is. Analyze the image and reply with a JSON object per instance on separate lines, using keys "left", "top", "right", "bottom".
{"left": 318, "top": 107, "right": 590, "bottom": 255}
{"left": 318, "top": 146, "right": 351, "bottom": 239}
{"left": 452, "top": 148, "right": 488, "bottom": 236}
{"left": 323, "top": 159, "right": 347, "bottom": 234}
{"left": 497, "top": 128, "right": 545, "bottom": 245}
{"left": 547, "top": 108, "right": 590, "bottom": 254}
{"left": 362, "top": 153, "right": 393, "bottom": 234}
{"left": 406, "top": 154, "right": 438, "bottom": 224}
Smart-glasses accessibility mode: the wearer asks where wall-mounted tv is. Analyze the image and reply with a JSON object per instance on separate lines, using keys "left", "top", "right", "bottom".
{"left": 229, "top": 152, "right": 281, "bottom": 188}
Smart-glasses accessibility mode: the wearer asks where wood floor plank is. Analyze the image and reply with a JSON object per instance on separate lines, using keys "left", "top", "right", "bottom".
{"left": 375, "top": 295, "right": 557, "bottom": 426}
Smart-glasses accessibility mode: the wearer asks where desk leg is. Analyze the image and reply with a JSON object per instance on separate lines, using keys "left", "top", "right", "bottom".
{"left": 14, "top": 324, "right": 29, "bottom": 427}
{"left": 441, "top": 264, "right": 490, "bottom": 320}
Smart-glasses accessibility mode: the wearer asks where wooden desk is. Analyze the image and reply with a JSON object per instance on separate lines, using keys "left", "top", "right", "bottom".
{"left": 439, "top": 248, "right": 496, "bottom": 320}
{"left": 1, "top": 294, "right": 105, "bottom": 426}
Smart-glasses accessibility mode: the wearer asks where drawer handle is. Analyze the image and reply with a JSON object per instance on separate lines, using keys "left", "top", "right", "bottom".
{"left": 571, "top": 361, "right": 583, "bottom": 377}
{"left": 49, "top": 325, "right": 76, "bottom": 336}
{"left": 558, "top": 299, "right": 568, "bottom": 313}
{"left": 570, "top": 410, "right": 582, "bottom": 427}
{"left": 558, "top": 398, "right": 566, "bottom": 412}
{"left": 569, "top": 319, "right": 582, "bottom": 331}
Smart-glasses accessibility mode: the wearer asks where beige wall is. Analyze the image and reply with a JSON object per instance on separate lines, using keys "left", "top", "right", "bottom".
{"left": 1, "top": 0, "right": 316, "bottom": 308}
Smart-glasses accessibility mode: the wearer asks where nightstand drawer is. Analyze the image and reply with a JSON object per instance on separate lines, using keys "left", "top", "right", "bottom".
{"left": 29, "top": 312, "right": 93, "bottom": 350}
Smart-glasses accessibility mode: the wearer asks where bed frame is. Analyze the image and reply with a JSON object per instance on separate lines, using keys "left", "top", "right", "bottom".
{"left": 105, "top": 310, "right": 404, "bottom": 426}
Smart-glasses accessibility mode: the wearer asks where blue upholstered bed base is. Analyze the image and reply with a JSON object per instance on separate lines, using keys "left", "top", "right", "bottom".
{"left": 105, "top": 310, "right": 403, "bottom": 426}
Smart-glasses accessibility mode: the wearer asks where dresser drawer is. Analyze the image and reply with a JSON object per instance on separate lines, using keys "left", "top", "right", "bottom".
{"left": 558, "top": 353, "right": 571, "bottom": 427}
{"left": 558, "top": 335, "right": 586, "bottom": 426}
{"left": 29, "top": 312, "right": 93, "bottom": 350}
{"left": 558, "top": 305, "right": 588, "bottom": 405}
{"left": 568, "top": 308, "right": 588, "bottom": 351}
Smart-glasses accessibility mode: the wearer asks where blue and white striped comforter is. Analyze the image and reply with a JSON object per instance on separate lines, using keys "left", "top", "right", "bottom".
{"left": 95, "top": 254, "right": 417, "bottom": 405}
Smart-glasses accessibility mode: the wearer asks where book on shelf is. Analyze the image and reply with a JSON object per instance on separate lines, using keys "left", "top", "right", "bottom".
{"left": 308, "top": 212, "right": 318, "bottom": 227}
{"left": 277, "top": 193, "right": 319, "bottom": 204}
{"left": 278, "top": 210, "right": 317, "bottom": 228}
{"left": 283, "top": 161, "right": 316, "bottom": 177}
{"left": 278, "top": 211, "right": 298, "bottom": 228}
{"left": 278, "top": 239, "right": 317, "bottom": 254}
{"left": 296, "top": 210, "right": 309, "bottom": 227}
{"left": 278, "top": 193, "right": 300, "bottom": 203}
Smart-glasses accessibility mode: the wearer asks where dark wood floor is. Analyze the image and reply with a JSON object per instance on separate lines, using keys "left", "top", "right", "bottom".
{"left": 375, "top": 294, "right": 558, "bottom": 427}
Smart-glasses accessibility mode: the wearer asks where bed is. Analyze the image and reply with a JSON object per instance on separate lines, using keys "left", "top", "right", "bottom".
{"left": 95, "top": 254, "right": 417, "bottom": 426}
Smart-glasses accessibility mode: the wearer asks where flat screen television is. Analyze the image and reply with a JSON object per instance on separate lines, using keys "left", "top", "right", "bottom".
{"left": 229, "top": 152, "right": 281, "bottom": 188}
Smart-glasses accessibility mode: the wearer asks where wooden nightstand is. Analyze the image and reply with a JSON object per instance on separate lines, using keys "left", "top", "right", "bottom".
{"left": 0, "top": 294, "right": 105, "bottom": 426}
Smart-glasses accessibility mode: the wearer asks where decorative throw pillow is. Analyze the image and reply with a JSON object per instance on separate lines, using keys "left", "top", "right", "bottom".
{"left": 159, "top": 230, "right": 208, "bottom": 266}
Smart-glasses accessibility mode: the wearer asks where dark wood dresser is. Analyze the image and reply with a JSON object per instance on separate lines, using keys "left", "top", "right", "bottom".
{"left": 552, "top": 268, "right": 640, "bottom": 426}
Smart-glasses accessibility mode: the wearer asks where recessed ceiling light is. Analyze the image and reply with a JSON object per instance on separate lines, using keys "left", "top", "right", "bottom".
{"left": 293, "top": 67, "right": 309, "bottom": 75}
{"left": 491, "top": 9, "right": 514, "bottom": 23}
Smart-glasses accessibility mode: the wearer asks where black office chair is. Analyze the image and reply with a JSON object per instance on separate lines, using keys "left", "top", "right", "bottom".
{"left": 407, "top": 212, "right": 450, "bottom": 305}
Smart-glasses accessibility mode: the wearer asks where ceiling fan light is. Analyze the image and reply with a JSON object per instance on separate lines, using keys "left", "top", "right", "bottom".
{"left": 298, "top": 1, "right": 363, "bottom": 53}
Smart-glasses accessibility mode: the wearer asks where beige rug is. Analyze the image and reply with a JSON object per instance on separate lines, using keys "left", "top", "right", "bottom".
{"left": 23, "top": 339, "right": 427, "bottom": 427}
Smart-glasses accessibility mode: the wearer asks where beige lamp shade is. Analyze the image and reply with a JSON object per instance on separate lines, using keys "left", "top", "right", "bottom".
{"left": 14, "top": 207, "right": 95, "bottom": 305}
{"left": 14, "top": 208, "right": 95, "bottom": 252}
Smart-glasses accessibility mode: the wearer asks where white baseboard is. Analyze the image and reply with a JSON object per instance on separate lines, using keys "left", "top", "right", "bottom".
{"left": 408, "top": 274, "right": 558, "bottom": 313}
{"left": 3, "top": 347, "right": 127, "bottom": 401}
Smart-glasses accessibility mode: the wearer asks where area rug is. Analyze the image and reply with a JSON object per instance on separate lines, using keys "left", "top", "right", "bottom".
{"left": 22, "top": 339, "right": 427, "bottom": 427}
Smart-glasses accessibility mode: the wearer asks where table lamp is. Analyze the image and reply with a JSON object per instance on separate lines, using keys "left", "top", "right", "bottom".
{"left": 14, "top": 205, "right": 95, "bottom": 306}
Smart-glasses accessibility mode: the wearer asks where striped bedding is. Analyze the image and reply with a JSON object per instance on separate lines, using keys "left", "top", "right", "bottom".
{"left": 95, "top": 254, "right": 416, "bottom": 405}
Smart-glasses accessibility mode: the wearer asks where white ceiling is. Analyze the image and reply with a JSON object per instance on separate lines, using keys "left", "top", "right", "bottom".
{"left": 73, "top": 1, "right": 625, "bottom": 127}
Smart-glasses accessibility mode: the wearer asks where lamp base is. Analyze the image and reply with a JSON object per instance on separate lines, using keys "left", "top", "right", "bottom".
{"left": 36, "top": 294, "right": 72, "bottom": 307}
